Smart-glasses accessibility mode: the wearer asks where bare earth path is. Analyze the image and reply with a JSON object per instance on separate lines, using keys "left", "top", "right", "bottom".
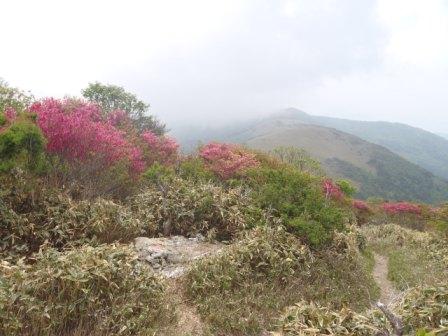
{"left": 373, "top": 253, "right": 398, "bottom": 305}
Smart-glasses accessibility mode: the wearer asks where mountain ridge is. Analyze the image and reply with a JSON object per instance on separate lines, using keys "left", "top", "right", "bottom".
{"left": 275, "top": 108, "right": 448, "bottom": 180}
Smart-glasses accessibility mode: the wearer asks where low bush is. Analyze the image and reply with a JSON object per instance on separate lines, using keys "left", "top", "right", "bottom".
{"left": 177, "top": 156, "right": 216, "bottom": 182}
{"left": 199, "top": 142, "right": 259, "bottom": 179}
{"left": 352, "top": 199, "right": 372, "bottom": 225}
{"left": 129, "top": 177, "right": 254, "bottom": 240}
{"left": 0, "top": 244, "right": 173, "bottom": 336}
{"left": 1, "top": 174, "right": 144, "bottom": 259}
{"left": 397, "top": 285, "right": 448, "bottom": 334}
{"left": 0, "top": 112, "right": 46, "bottom": 172}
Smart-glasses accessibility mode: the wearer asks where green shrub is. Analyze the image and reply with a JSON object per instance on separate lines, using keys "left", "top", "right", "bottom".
{"left": 186, "top": 227, "right": 311, "bottom": 334}
{"left": 270, "top": 146, "right": 324, "bottom": 175}
{"left": 0, "top": 116, "right": 46, "bottom": 172}
{"left": 246, "top": 167, "right": 349, "bottom": 247}
{"left": 0, "top": 112, "right": 6, "bottom": 126}
{"left": 143, "top": 162, "right": 175, "bottom": 183}
{"left": 177, "top": 157, "right": 216, "bottom": 182}
{"left": 0, "top": 79, "right": 33, "bottom": 113}
{"left": 129, "top": 177, "right": 254, "bottom": 239}
{"left": 0, "top": 244, "right": 173, "bottom": 335}
{"left": 336, "top": 179, "right": 357, "bottom": 197}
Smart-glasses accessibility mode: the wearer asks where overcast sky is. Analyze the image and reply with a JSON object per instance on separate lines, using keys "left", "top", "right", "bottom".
{"left": 1, "top": 0, "right": 448, "bottom": 133}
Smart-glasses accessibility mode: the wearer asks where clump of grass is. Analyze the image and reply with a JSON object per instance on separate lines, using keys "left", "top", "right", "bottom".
{"left": 0, "top": 172, "right": 147, "bottom": 260}
{"left": 279, "top": 301, "right": 382, "bottom": 335}
{"left": 129, "top": 177, "right": 256, "bottom": 240}
{"left": 186, "top": 227, "right": 378, "bottom": 335}
{"left": 277, "top": 284, "right": 448, "bottom": 335}
{"left": 397, "top": 284, "right": 448, "bottom": 334}
{"left": 0, "top": 244, "right": 174, "bottom": 336}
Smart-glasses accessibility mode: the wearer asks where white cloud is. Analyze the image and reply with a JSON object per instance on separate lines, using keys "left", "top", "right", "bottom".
{"left": 1, "top": 0, "right": 448, "bottom": 132}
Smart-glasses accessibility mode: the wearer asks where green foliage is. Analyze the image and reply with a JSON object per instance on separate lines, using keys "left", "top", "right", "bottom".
{"left": 0, "top": 113, "right": 6, "bottom": 126}
{"left": 0, "top": 115, "right": 46, "bottom": 172}
{"left": 327, "top": 155, "right": 448, "bottom": 204}
{"left": 0, "top": 244, "right": 173, "bottom": 336}
{"left": 247, "top": 167, "right": 348, "bottom": 247}
{"left": 82, "top": 82, "right": 165, "bottom": 134}
{"left": 336, "top": 179, "right": 357, "bottom": 197}
{"left": 186, "top": 227, "right": 378, "bottom": 334}
{"left": 143, "top": 162, "right": 175, "bottom": 183}
{"left": 186, "top": 227, "right": 313, "bottom": 334}
{"left": 0, "top": 79, "right": 33, "bottom": 113}
{"left": 177, "top": 157, "right": 216, "bottom": 182}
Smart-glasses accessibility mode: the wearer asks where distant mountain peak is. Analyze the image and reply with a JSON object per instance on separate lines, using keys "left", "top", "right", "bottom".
{"left": 272, "top": 108, "right": 310, "bottom": 120}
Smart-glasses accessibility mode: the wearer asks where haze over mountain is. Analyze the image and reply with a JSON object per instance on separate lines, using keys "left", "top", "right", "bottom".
{"left": 173, "top": 113, "right": 448, "bottom": 203}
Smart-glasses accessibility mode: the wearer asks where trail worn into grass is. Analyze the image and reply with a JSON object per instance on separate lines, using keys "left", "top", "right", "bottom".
{"left": 373, "top": 253, "right": 398, "bottom": 305}
{"left": 164, "top": 279, "right": 206, "bottom": 336}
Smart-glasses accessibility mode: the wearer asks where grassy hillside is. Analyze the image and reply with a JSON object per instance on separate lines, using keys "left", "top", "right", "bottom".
{"left": 278, "top": 108, "right": 448, "bottom": 180}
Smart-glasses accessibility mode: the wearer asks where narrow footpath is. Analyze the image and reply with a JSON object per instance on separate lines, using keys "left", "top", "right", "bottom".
{"left": 372, "top": 253, "right": 398, "bottom": 305}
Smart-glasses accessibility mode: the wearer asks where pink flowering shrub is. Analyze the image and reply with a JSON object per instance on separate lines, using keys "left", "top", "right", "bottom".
{"left": 323, "top": 179, "right": 343, "bottom": 200}
{"left": 141, "top": 130, "right": 179, "bottom": 165}
{"left": 30, "top": 98, "right": 145, "bottom": 174}
{"left": 382, "top": 202, "right": 422, "bottom": 215}
{"left": 353, "top": 200, "right": 369, "bottom": 211}
{"left": 107, "top": 109, "right": 129, "bottom": 127}
{"left": 199, "top": 142, "right": 259, "bottom": 179}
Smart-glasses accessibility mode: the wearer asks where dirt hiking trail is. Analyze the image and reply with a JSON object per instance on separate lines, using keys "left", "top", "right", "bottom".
{"left": 373, "top": 253, "right": 399, "bottom": 305}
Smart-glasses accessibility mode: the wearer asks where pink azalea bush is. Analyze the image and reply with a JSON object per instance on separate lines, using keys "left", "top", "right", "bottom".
{"left": 107, "top": 109, "right": 129, "bottom": 127}
{"left": 31, "top": 98, "right": 145, "bottom": 174}
{"left": 323, "top": 179, "right": 343, "bottom": 200}
{"left": 353, "top": 200, "right": 369, "bottom": 211}
{"left": 30, "top": 98, "right": 179, "bottom": 178}
{"left": 382, "top": 202, "right": 422, "bottom": 215}
{"left": 199, "top": 142, "right": 259, "bottom": 179}
{"left": 141, "top": 130, "right": 179, "bottom": 165}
